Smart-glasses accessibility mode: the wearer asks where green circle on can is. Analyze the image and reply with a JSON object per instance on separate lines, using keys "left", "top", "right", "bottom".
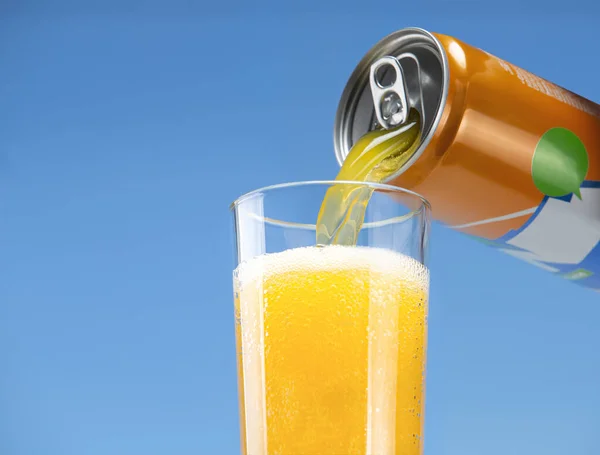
{"left": 532, "top": 127, "right": 588, "bottom": 199}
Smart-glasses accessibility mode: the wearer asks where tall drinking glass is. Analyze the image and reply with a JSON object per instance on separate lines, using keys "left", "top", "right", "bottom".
{"left": 230, "top": 181, "right": 431, "bottom": 455}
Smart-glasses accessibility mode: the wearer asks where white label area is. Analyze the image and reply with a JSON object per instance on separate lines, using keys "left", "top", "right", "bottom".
{"left": 506, "top": 186, "right": 600, "bottom": 265}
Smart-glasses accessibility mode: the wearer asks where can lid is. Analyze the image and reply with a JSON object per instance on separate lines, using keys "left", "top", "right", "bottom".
{"left": 334, "top": 28, "right": 449, "bottom": 177}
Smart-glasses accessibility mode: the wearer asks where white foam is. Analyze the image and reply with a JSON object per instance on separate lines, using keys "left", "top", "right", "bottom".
{"left": 234, "top": 245, "right": 429, "bottom": 290}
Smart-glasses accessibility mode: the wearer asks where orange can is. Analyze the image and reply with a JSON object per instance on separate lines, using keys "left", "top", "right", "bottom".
{"left": 334, "top": 27, "right": 600, "bottom": 288}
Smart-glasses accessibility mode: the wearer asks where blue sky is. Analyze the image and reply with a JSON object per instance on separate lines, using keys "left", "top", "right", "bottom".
{"left": 2, "top": 3, "right": 600, "bottom": 455}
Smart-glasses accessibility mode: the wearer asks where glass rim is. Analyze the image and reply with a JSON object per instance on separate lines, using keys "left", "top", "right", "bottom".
{"left": 230, "top": 180, "right": 431, "bottom": 213}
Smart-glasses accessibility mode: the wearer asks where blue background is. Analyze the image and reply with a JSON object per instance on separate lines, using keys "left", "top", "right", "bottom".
{"left": 2, "top": 2, "right": 600, "bottom": 454}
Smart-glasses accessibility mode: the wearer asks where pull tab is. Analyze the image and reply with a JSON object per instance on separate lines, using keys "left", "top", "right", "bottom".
{"left": 369, "top": 56, "right": 409, "bottom": 129}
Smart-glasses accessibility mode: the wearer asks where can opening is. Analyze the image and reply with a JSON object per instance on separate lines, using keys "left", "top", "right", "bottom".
{"left": 334, "top": 28, "right": 449, "bottom": 181}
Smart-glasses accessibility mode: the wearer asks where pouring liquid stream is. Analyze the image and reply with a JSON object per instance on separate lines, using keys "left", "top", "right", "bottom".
{"left": 316, "top": 108, "right": 422, "bottom": 246}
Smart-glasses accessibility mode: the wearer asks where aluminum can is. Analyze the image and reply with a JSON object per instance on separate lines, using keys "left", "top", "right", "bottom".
{"left": 334, "top": 27, "right": 600, "bottom": 288}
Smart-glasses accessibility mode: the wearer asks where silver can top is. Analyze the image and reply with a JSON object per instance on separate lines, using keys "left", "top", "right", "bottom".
{"left": 333, "top": 27, "right": 449, "bottom": 177}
